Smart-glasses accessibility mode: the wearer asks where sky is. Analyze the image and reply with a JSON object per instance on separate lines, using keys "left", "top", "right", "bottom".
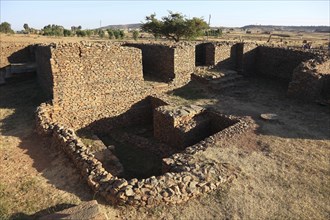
{"left": 1, "top": 0, "right": 329, "bottom": 31}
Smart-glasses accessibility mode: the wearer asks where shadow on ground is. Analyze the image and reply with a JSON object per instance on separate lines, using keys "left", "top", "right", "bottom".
{"left": 0, "top": 74, "right": 329, "bottom": 218}
{"left": 0, "top": 79, "right": 96, "bottom": 218}
{"left": 169, "top": 76, "right": 330, "bottom": 140}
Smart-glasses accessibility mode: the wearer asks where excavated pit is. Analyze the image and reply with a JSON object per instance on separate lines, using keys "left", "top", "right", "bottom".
{"left": 95, "top": 98, "right": 238, "bottom": 180}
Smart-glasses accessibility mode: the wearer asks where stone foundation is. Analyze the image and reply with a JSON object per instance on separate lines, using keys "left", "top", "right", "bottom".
{"left": 36, "top": 98, "right": 255, "bottom": 207}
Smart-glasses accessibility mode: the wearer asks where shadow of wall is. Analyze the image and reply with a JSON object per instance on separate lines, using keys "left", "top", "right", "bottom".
{"left": 35, "top": 45, "right": 53, "bottom": 100}
{"left": 77, "top": 97, "right": 163, "bottom": 135}
{"left": 7, "top": 45, "right": 36, "bottom": 64}
{"left": 254, "top": 46, "right": 316, "bottom": 82}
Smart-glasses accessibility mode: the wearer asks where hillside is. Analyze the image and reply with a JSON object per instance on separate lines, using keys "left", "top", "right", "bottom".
{"left": 242, "top": 25, "right": 330, "bottom": 33}
{"left": 99, "top": 23, "right": 141, "bottom": 30}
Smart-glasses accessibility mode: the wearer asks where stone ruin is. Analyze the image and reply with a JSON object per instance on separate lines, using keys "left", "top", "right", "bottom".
{"left": 1, "top": 40, "right": 329, "bottom": 207}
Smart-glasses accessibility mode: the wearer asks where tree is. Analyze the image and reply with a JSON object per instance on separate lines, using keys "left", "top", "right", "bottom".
{"left": 0, "top": 22, "right": 14, "bottom": 34}
{"left": 63, "top": 29, "right": 72, "bottom": 37}
{"left": 85, "top": 30, "right": 93, "bottom": 37}
{"left": 23, "top": 23, "right": 30, "bottom": 33}
{"left": 76, "top": 30, "right": 86, "bottom": 37}
{"left": 119, "top": 30, "right": 125, "bottom": 39}
{"left": 98, "top": 29, "right": 105, "bottom": 38}
{"left": 42, "top": 24, "right": 64, "bottom": 36}
{"left": 113, "top": 29, "right": 120, "bottom": 39}
{"left": 141, "top": 13, "right": 162, "bottom": 39}
{"left": 107, "top": 29, "right": 114, "bottom": 39}
{"left": 141, "top": 12, "right": 209, "bottom": 42}
{"left": 132, "top": 30, "right": 139, "bottom": 40}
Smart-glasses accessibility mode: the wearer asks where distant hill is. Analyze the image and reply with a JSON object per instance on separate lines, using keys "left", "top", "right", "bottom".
{"left": 241, "top": 25, "right": 330, "bottom": 33}
{"left": 97, "top": 23, "right": 329, "bottom": 33}
{"left": 99, "top": 23, "right": 141, "bottom": 30}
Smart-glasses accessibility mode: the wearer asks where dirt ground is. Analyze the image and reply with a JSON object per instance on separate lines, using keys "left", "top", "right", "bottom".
{"left": 1, "top": 30, "right": 328, "bottom": 47}
{"left": 0, "top": 75, "right": 329, "bottom": 219}
{"left": 0, "top": 34, "right": 329, "bottom": 219}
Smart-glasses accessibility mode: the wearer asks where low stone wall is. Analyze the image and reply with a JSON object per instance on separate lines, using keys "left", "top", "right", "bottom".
{"left": 288, "top": 58, "right": 330, "bottom": 100}
{"left": 154, "top": 105, "right": 207, "bottom": 149}
{"left": 36, "top": 101, "right": 255, "bottom": 207}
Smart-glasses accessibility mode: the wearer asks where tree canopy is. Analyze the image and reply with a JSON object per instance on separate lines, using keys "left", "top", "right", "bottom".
{"left": 42, "top": 24, "right": 64, "bottom": 36}
{"left": 0, "top": 22, "right": 14, "bottom": 34}
{"left": 141, "top": 12, "right": 209, "bottom": 42}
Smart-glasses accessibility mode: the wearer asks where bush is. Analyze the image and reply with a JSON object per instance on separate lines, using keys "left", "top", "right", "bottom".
{"left": 98, "top": 30, "right": 105, "bottom": 38}
{"left": 85, "top": 30, "right": 93, "bottom": 37}
{"left": 63, "top": 29, "right": 72, "bottom": 37}
{"left": 107, "top": 29, "right": 114, "bottom": 39}
{"left": 132, "top": 30, "right": 139, "bottom": 40}
{"left": 76, "top": 30, "right": 86, "bottom": 37}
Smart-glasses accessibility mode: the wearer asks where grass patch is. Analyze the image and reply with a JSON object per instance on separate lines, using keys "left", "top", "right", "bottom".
{"left": 0, "top": 183, "right": 11, "bottom": 220}
{"left": 19, "top": 177, "right": 38, "bottom": 194}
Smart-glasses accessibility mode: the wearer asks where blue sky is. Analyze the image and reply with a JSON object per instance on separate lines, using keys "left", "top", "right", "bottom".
{"left": 1, "top": 1, "right": 329, "bottom": 31}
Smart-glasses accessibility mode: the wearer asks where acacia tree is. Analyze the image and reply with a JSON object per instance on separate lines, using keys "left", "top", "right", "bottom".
{"left": 23, "top": 23, "right": 30, "bottom": 33}
{"left": 0, "top": 22, "right": 14, "bottom": 34}
{"left": 141, "top": 12, "right": 208, "bottom": 42}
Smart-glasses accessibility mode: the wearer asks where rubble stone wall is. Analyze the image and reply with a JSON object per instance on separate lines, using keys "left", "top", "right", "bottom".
{"left": 35, "top": 45, "right": 53, "bottom": 99}
{"left": 195, "top": 43, "right": 215, "bottom": 66}
{"left": 0, "top": 43, "right": 35, "bottom": 68}
{"left": 41, "top": 42, "right": 148, "bottom": 129}
{"left": 125, "top": 43, "right": 194, "bottom": 84}
{"left": 86, "top": 97, "right": 154, "bottom": 134}
{"left": 174, "top": 44, "right": 195, "bottom": 83}
{"left": 242, "top": 43, "right": 258, "bottom": 74}
{"left": 36, "top": 102, "right": 255, "bottom": 207}
{"left": 288, "top": 58, "right": 330, "bottom": 100}
{"left": 255, "top": 46, "right": 316, "bottom": 81}
{"left": 124, "top": 43, "right": 175, "bottom": 82}
{"left": 214, "top": 42, "right": 234, "bottom": 69}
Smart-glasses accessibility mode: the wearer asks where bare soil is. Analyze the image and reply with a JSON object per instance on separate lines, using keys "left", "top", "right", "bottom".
{"left": 0, "top": 35, "right": 329, "bottom": 219}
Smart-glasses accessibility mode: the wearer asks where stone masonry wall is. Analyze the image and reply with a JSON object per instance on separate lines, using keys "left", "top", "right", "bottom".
{"left": 35, "top": 45, "right": 53, "bottom": 100}
{"left": 44, "top": 42, "right": 145, "bottom": 129}
{"left": 255, "top": 46, "right": 316, "bottom": 81}
{"left": 242, "top": 43, "right": 258, "bottom": 75}
{"left": 37, "top": 42, "right": 193, "bottom": 130}
{"left": 288, "top": 58, "right": 330, "bottom": 100}
{"left": 36, "top": 102, "right": 255, "bottom": 207}
{"left": 173, "top": 43, "right": 195, "bottom": 84}
{"left": 125, "top": 42, "right": 195, "bottom": 84}
{"left": 124, "top": 43, "right": 175, "bottom": 82}
{"left": 214, "top": 42, "right": 235, "bottom": 69}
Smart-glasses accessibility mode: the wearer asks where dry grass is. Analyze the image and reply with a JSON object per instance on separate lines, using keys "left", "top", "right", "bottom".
{"left": 1, "top": 77, "right": 329, "bottom": 220}
{"left": 0, "top": 35, "right": 329, "bottom": 219}
{"left": 2, "top": 29, "right": 329, "bottom": 47}
{"left": 0, "top": 80, "right": 95, "bottom": 219}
